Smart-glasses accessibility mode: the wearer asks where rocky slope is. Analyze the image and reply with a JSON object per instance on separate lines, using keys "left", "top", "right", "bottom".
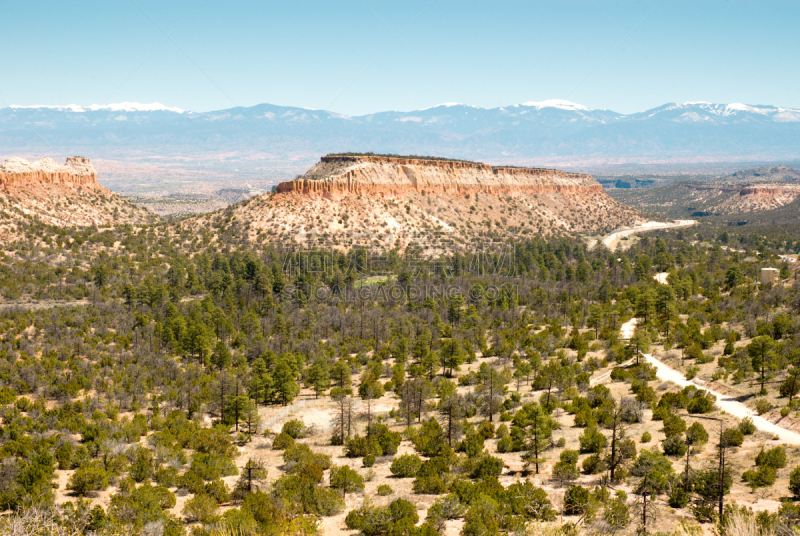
{"left": 189, "top": 155, "right": 641, "bottom": 254}
{"left": 0, "top": 157, "right": 156, "bottom": 242}
{"left": 610, "top": 166, "right": 800, "bottom": 218}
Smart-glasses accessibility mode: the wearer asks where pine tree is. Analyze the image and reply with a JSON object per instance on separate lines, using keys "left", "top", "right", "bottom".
{"left": 522, "top": 403, "right": 552, "bottom": 474}
{"left": 273, "top": 359, "right": 299, "bottom": 406}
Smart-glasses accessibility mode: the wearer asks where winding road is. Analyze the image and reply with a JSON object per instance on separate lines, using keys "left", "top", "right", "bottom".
{"left": 599, "top": 219, "right": 697, "bottom": 250}
{"left": 618, "top": 317, "right": 800, "bottom": 445}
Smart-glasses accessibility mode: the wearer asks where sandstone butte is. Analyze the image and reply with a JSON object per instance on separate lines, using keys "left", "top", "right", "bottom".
{"left": 275, "top": 155, "right": 603, "bottom": 198}
{"left": 0, "top": 156, "right": 99, "bottom": 189}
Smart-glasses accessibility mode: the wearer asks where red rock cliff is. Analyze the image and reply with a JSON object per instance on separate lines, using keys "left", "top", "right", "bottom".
{"left": 276, "top": 155, "right": 602, "bottom": 197}
{"left": 0, "top": 157, "right": 99, "bottom": 189}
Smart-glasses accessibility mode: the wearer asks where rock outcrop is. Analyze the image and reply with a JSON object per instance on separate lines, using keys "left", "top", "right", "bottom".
{"left": 0, "top": 157, "right": 99, "bottom": 189}
{"left": 0, "top": 156, "right": 155, "bottom": 242}
{"left": 276, "top": 155, "right": 602, "bottom": 198}
{"left": 187, "top": 154, "right": 640, "bottom": 254}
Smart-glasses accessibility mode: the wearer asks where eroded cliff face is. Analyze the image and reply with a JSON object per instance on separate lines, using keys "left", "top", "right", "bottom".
{"left": 0, "top": 156, "right": 155, "bottom": 242}
{"left": 276, "top": 155, "right": 602, "bottom": 197}
{"left": 0, "top": 157, "right": 98, "bottom": 189}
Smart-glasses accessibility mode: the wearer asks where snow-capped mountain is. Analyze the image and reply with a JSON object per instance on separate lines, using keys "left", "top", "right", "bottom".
{"left": 1, "top": 100, "right": 799, "bottom": 164}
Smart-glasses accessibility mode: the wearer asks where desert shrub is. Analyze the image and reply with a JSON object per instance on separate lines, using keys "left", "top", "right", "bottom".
{"left": 330, "top": 465, "right": 364, "bottom": 493}
{"left": 377, "top": 484, "right": 393, "bottom": 496}
{"left": 662, "top": 435, "right": 687, "bottom": 457}
{"left": 721, "top": 428, "right": 744, "bottom": 447}
{"left": 477, "top": 421, "right": 495, "bottom": 439}
{"left": 413, "top": 474, "right": 447, "bottom": 495}
{"left": 552, "top": 450, "right": 580, "bottom": 484}
{"left": 154, "top": 466, "right": 178, "bottom": 488}
{"left": 272, "top": 431, "right": 295, "bottom": 450}
{"left": 427, "top": 494, "right": 466, "bottom": 524}
{"left": 204, "top": 478, "right": 230, "bottom": 504}
{"left": 579, "top": 426, "right": 606, "bottom": 453}
{"left": 686, "top": 422, "right": 709, "bottom": 445}
{"left": 68, "top": 463, "right": 109, "bottom": 496}
{"left": 685, "top": 366, "right": 699, "bottom": 380}
{"left": 191, "top": 452, "right": 238, "bottom": 481}
{"left": 669, "top": 486, "right": 690, "bottom": 508}
{"left": 271, "top": 475, "right": 344, "bottom": 516}
{"left": 756, "top": 447, "right": 787, "bottom": 469}
{"left": 687, "top": 395, "right": 714, "bottom": 414}
{"left": 662, "top": 413, "right": 687, "bottom": 437}
{"left": 182, "top": 493, "right": 219, "bottom": 523}
{"left": 127, "top": 445, "right": 154, "bottom": 482}
{"left": 739, "top": 417, "right": 757, "bottom": 435}
{"left": 363, "top": 454, "right": 375, "bottom": 467}
{"left": 390, "top": 454, "right": 422, "bottom": 478}
{"left": 55, "top": 442, "right": 73, "bottom": 470}
{"left": 177, "top": 470, "right": 205, "bottom": 494}
{"left": 506, "top": 480, "right": 557, "bottom": 521}
{"left": 345, "top": 498, "right": 420, "bottom": 535}
{"left": 640, "top": 431, "right": 652, "bottom": 443}
{"left": 281, "top": 419, "right": 308, "bottom": 439}
{"left": 469, "top": 455, "right": 504, "bottom": 480}
{"left": 755, "top": 399, "right": 772, "bottom": 416}
{"left": 790, "top": 467, "right": 800, "bottom": 497}
{"left": 742, "top": 466, "right": 777, "bottom": 489}
{"left": 347, "top": 424, "right": 401, "bottom": 458}
{"left": 581, "top": 454, "right": 604, "bottom": 474}
{"left": 563, "top": 485, "right": 594, "bottom": 517}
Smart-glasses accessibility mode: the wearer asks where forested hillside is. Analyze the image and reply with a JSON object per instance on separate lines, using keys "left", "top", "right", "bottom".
{"left": 1, "top": 217, "right": 800, "bottom": 536}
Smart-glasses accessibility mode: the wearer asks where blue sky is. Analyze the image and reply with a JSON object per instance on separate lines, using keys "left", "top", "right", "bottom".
{"left": 2, "top": 0, "right": 799, "bottom": 115}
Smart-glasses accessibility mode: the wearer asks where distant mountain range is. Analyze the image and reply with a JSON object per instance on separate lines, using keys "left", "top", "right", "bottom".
{"left": 2, "top": 100, "right": 800, "bottom": 173}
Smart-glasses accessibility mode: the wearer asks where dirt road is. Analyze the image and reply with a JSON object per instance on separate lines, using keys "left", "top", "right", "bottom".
{"left": 599, "top": 219, "right": 696, "bottom": 250}
{"left": 617, "top": 317, "right": 800, "bottom": 444}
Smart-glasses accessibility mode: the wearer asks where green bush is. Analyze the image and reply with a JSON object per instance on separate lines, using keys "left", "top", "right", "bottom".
{"left": 330, "top": 465, "right": 364, "bottom": 493}
{"left": 363, "top": 454, "right": 376, "bottom": 467}
{"left": 176, "top": 470, "right": 205, "bottom": 494}
{"left": 469, "top": 455, "right": 504, "bottom": 480}
{"left": 789, "top": 467, "right": 800, "bottom": 497}
{"left": 154, "top": 466, "right": 178, "bottom": 488}
{"left": 687, "top": 395, "right": 714, "bottom": 414}
{"left": 68, "top": 463, "right": 109, "bottom": 496}
{"left": 412, "top": 474, "right": 447, "bottom": 495}
{"left": 687, "top": 422, "right": 709, "bottom": 445}
{"left": 721, "top": 428, "right": 744, "bottom": 447}
{"left": 742, "top": 466, "right": 776, "bottom": 489}
{"left": 581, "top": 454, "right": 604, "bottom": 474}
{"left": 579, "top": 426, "right": 606, "bottom": 453}
{"left": 755, "top": 399, "right": 772, "bottom": 416}
{"left": 281, "top": 419, "right": 308, "bottom": 439}
{"left": 640, "top": 431, "right": 652, "bottom": 443}
{"left": 182, "top": 493, "right": 219, "bottom": 523}
{"left": 738, "top": 417, "right": 757, "bottom": 435}
{"left": 756, "top": 447, "right": 787, "bottom": 469}
{"left": 377, "top": 484, "right": 393, "bottom": 496}
{"left": 55, "top": 442, "right": 74, "bottom": 470}
{"left": 191, "top": 452, "right": 238, "bottom": 481}
{"left": 390, "top": 454, "right": 422, "bottom": 478}
{"left": 127, "top": 445, "right": 154, "bottom": 482}
{"left": 662, "top": 435, "right": 687, "bottom": 457}
{"left": 272, "top": 431, "right": 296, "bottom": 450}
{"left": 204, "top": 478, "right": 230, "bottom": 504}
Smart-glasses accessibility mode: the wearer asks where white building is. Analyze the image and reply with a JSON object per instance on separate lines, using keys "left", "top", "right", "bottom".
{"left": 761, "top": 267, "right": 779, "bottom": 285}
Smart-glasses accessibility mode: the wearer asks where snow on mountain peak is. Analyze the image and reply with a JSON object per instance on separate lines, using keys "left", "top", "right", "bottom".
{"left": 89, "top": 102, "right": 185, "bottom": 113}
{"left": 419, "top": 102, "right": 478, "bottom": 111}
{"left": 519, "top": 100, "right": 590, "bottom": 111}
{"left": 9, "top": 102, "right": 185, "bottom": 113}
